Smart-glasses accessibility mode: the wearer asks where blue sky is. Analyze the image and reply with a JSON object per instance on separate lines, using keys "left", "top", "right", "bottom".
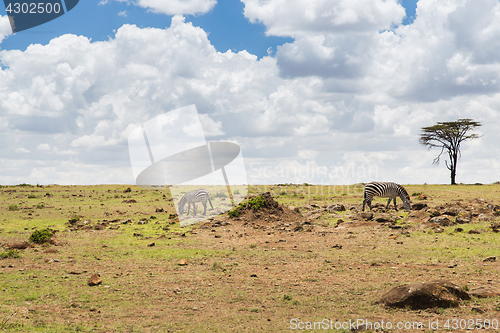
{"left": 1, "top": 0, "right": 499, "bottom": 186}
{"left": 1, "top": 0, "right": 418, "bottom": 57}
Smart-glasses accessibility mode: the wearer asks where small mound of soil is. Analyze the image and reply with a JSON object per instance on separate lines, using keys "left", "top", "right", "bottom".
{"left": 228, "top": 192, "right": 304, "bottom": 227}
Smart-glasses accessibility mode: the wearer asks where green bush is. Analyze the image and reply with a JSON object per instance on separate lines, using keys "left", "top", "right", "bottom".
{"left": 228, "top": 195, "right": 266, "bottom": 217}
{"left": 247, "top": 195, "right": 265, "bottom": 211}
{"left": 8, "top": 204, "right": 19, "bottom": 211}
{"left": 0, "top": 249, "right": 20, "bottom": 259}
{"left": 29, "top": 229, "right": 54, "bottom": 244}
{"left": 28, "top": 194, "right": 36, "bottom": 199}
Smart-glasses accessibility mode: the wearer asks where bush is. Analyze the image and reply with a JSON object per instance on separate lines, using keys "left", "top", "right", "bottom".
{"left": 29, "top": 229, "right": 54, "bottom": 244}
{"left": 247, "top": 195, "right": 265, "bottom": 211}
{"left": 28, "top": 194, "right": 36, "bottom": 199}
{"left": 228, "top": 195, "right": 266, "bottom": 217}
{"left": 0, "top": 249, "right": 20, "bottom": 259}
{"left": 68, "top": 215, "right": 81, "bottom": 225}
{"left": 8, "top": 204, "right": 19, "bottom": 211}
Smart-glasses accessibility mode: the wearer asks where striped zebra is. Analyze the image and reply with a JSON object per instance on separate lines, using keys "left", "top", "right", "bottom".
{"left": 362, "top": 182, "right": 411, "bottom": 211}
{"left": 178, "top": 189, "right": 214, "bottom": 216}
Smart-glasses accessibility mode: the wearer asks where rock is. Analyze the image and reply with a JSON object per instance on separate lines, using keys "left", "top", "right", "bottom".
{"left": 455, "top": 216, "right": 471, "bottom": 224}
{"left": 442, "top": 208, "right": 459, "bottom": 216}
{"left": 483, "top": 256, "right": 496, "bottom": 262}
{"left": 468, "top": 229, "right": 485, "bottom": 234}
{"left": 88, "top": 273, "right": 102, "bottom": 286}
{"left": 411, "top": 203, "right": 427, "bottom": 211}
{"left": 377, "top": 280, "right": 470, "bottom": 309}
{"left": 490, "top": 222, "right": 500, "bottom": 233}
{"left": 147, "top": 242, "right": 155, "bottom": 247}
{"left": 288, "top": 206, "right": 301, "bottom": 213}
{"left": 471, "top": 307, "right": 485, "bottom": 314}
{"left": 478, "top": 213, "right": 494, "bottom": 222}
{"left": 122, "top": 199, "right": 137, "bottom": 203}
{"left": 428, "top": 216, "right": 454, "bottom": 226}
{"left": 406, "top": 210, "right": 427, "bottom": 222}
{"left": 374, "top": 214, "right": 393, "bottom": 223}
{"left": 306, "top": 213, "right": 322, "bottom": 221}
{"left": 354, "top": 211, "right": 374, "bottom": 221}
{"left": 123, "top": 187, "right": 131, "bottom": 193}
{"left": 327, "top": 204, "right": 346, "bottom": 212}
{"left": 178, "top": 259, "right": 188, "bottom": 266}
{"left": 469, "top": 286, "right": 500, "bottom": 298}
{"left": 155, "top": 208, "right": 164, "bottom": 212}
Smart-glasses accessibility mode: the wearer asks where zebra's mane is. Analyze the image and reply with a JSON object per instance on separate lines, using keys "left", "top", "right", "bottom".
{"left": 397, "top": 184, "right": 410, "bottom": 201}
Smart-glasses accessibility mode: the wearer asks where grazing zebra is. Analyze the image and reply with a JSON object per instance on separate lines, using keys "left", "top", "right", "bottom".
{"left": 178, "top": 189, "right": 214, "bottom": 216}
{"left": 362, "top": 182, "right": 411, "bottom": 211}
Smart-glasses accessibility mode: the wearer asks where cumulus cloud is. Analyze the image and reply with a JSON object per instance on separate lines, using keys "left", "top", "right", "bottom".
{"left": 242, "top": 0, "right": 405, "bottom": 37}
{"left": 115, "top": 0, "right": 217, "bottom": 15}
{"left": 2, "top": 1, "right": 500, "bottom": 185}
{"left": 0, "top": 15, "right": 13, "bottom": 46}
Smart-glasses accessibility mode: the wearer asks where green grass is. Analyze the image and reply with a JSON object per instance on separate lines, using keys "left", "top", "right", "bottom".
{"left": 0, "top": 184, "right": 499, "bottom": 332}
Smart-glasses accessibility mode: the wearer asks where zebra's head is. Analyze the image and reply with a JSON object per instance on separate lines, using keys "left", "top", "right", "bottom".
{"left": 403, "top": 199, "right": 411, "bottom": 211}
{"left": 178, "top": 197, "right": 186, "bottom": 215}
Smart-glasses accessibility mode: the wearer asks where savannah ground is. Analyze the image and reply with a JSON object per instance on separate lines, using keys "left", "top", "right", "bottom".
{"left": 1, "top": 183, "right": 500, "bottom": 332}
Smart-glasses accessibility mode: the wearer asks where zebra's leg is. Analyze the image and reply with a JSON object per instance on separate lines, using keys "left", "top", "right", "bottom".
{"left": 393, "top": 197, "right": 398, "bottom": 211}
{"left": 362, "top": 198, "right": 371, "bottom": 211}
{"left": 202, "top": 202, "right": 207, "bottom": 215}
{"left": 208, "top": 198, "right": 214, "bottom": 210}
{"left": 192, "top": 203, "right": 197, "bottom": 215}
{"left": 386, "top": 198, "right": 391, "bottom": 209}
{"left": 186, "top": 203, "right": 191, "bottom": 215}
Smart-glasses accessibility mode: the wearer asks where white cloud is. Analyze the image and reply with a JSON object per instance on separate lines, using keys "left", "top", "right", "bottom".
{"left": 123, "top": 0, "right": 217, "bottom": 15}
{"left": 0, "top": 15, "right": 13, "bottom": 46}
{"left": 242, "top": 0, "right": 405, "bottom": 37}
{"left": 37, "top": 143, "right": 50, "bottom": 151}
{"left": 2, "top": 2, "right": 500, "bottom": 185}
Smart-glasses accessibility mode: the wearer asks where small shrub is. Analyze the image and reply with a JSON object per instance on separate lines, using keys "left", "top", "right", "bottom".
{"left": 28, "top": 194, "right": 36, "bottom": 199}
{"left": 233, "top": 189, "right": 240, "bottom": 195}
{"left": 283, "top": 294, "right": 293, "bottom": 301}
{"left": 68, "top": 215, "right": 81, "bottom": 225}
{"left": 411, "top": 192, "right": 422, "bottom": 197}
{"left": 228, "top": 207, "right": 241, "bottom": 217}
{"left": 247, "top": 195, "right": 265, "bottom": 211}
{"left": 0, "top": 249, "right": 20, "bottom": 259}
{"left": 35, "top": 203, "right": 45, "bottom": 209}
{"left": 17, "top": 183, "right": 32, "bottom": 187}
{"left": 8, "top": 204, "right": 19, "bottom": 211}
{"left": 29, "top": 229, "right": 54, "bottom": 244}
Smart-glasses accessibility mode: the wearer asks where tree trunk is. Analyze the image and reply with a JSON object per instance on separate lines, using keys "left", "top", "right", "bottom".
{"left": 450, "top": 152, "right": 458, "bottom": 185}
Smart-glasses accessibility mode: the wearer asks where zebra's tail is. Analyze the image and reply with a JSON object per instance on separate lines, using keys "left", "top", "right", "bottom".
{"left": 208, "top": 196, "right": 214, "bottom": 209}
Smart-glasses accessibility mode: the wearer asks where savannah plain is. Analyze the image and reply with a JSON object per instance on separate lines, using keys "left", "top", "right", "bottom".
{"left": 1, "top": 183, "right": 500, "bottom": 332}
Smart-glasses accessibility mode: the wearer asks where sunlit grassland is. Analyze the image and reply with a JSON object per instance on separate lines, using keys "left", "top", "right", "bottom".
{"left": 0, "top": 183, "right": 499, "bottom": 332}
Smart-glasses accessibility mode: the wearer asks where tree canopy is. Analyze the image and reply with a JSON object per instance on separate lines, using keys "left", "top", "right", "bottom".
{"left": 419, "top": 118, "right": 482, "bottom": 185}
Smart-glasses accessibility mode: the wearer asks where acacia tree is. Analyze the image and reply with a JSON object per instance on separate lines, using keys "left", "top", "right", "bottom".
{"left": 419, "top": 118, "right": 482, "bottom": 185}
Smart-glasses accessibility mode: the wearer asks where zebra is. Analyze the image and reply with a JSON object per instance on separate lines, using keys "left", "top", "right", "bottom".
{"left": 362, "top": 182, "right": 411, "bottom": 211}
{"left": 178, "top": 189, "right": 214, "bottom": 216}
